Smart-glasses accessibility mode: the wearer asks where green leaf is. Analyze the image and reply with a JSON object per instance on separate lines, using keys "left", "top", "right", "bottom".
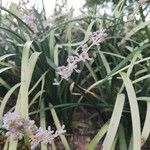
{"left": 142, "top": 101, "right": 150, "bottom": 145}
{"left": 120, "top": 21, "right": 150, "bottom": 45}
{"left": 0, "top": 54, "right": 15, "bottom": 62}
{"left": 120, "top": 72, "right": 141, "bottom": 150}
{"left": 102, "top": 94, "right": 125, "bottom": 150}
{"left": 87, "top": 43, "right": 150, "bottom": 91}
{"left": 0, "top": 67, "right": 13, "bottom": 74}
{"left": 40, "top": 100, "right": 47, "bottom": 150}
{"left": 0, "top": 83, "right": 20, "bottom": 126}
{"left": 49, "top": 103, "right": 71, "bottom": 150}
{"left": 118, "top": 124, "right": 127, "bottom": 150}
{"left": 88, "top": 121, "right": 109, "bottom": 150}
{"left": 113, "top": 0, "right": 124, "bottom": 18}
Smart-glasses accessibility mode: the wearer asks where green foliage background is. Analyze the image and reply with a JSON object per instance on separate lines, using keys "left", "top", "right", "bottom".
{"left": 0, "top": 0, "right": 150, "bottom": 149}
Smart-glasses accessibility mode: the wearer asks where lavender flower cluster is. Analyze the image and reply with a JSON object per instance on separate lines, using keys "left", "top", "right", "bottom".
{"left": 89, "top": 29, "right": 107, "bottom": 46}
{"left": 2, "top": 112, "right": 66, "bottom": 149}
{"left": 56, "top": 44, "right": 90, "bottom": 79}
{"left": 21, "top": 11, "right": 37, "bottom": 33}
{"left": 56, "top": 29, "right": 107, "bottom": 80}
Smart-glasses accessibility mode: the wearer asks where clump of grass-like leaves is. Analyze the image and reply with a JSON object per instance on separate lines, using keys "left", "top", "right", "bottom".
{"left": 0, "top": 0, "right": 150, "bottom": 149}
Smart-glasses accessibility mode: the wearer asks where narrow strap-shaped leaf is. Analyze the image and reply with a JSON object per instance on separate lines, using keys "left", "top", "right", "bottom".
{"left": 142, "top": 101, "right": 150, "bottom": 145}
{"left": 0, "top": 67, "right": 13, "bottom": 74}
{"left": 0, "top": 54, "right": 15, "bottom": 62}
{"left": 87, "top": 121, "right": 109, "bottom": 150}
{"left": 29, "top": 90, "right": 45, "bottom": 108}
{"left": 0, "top": 6, "right": 34, "bottom": 33}
{"left": 8, "top": 137, "right": 18, "bottom": 150}
{"left": 119, "top": 124, "right": 127, "bottom": 150}
{"left": 0, "top": 83, "right": 20, "bottom": 125}
{"left": 27, "top": 52, "right": 41, "bottom": 87}
{"left": 15, "top": 41, "right": 32, "bottom": 115}
{"left": 110, "top": 134, "right": 118, "bottom": 150}
{"left": 0, "top": 78, "right": 11, "bottom": 90}
{"left": 29, "top": 71, "right": 48, "bottom": 94}
{"left": 102, "top": 94, "right": 125, "bottom": 150}
{"left": 0, "top": 27, "right": 25, "bottom": 42}
{"left": 128, "top": 134, "right": 133, "bottom": 150}
{"left": 3, "top": 138, "right": 9, "bottom": 150}
{"left": 120, "top": 72, "right": 141, "bottom": 150}
{"left": 87, "top": 44, "right": 150, "bottom": 91}
{"left": 120, "top": 21, "right": 150, "bottom": 45}
{"left": 40, "top": 100, "right": 47, "bottom": 150}
{"left": 49, "top": 103, "right": 71, "bottom": 150}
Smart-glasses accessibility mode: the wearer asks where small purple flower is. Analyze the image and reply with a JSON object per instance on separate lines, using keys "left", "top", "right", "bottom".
{"left": 3, "top": 112, "right": 21, "bottom": 130}
{"left": 57, "top": 66, "right": 73, "bottom": 79}
{"left": 89, "top": 29, "right": 107, "bottom": 45}
{"left": 67, "top": 56, "right": 78, "bottom": 64}
{"left": 81, "top": 44, "right": 89, "bottom": 51}
{"left": 31, "top": 127, "right": 55, "bottom": 149}
{"left": 30, "top": 139, "right": 39, "bottom": 150}
{"left": 72, "top": 44, "right": 91, "bottom": 63}
{"left": 56, "top": 29, "right": 107, "bottom": 79}
{"left": 20, "top": 11, "right": 37, "bottom": 33}
{"left": 2, "top": 112, "right": 66, "bottom": 149}
{"left": 23, "top": 117, "right": 36, "bottom": 137}
{"left": 77, "top": 47, "right": 91, "bottom": 62}
{"left": 57, "top": 63, "right": 81, "bottom": 79}
{"left": 53, "top": 125, "right": 66, "bottom": 138}
{"left": 2, "top": 112, "right": 37, "bottom": 140}
{"left": 6, "top": 130, "right": 24, "bottom": 140}
{"left": 2, "top": 112, "right": 24, "bottom": 140}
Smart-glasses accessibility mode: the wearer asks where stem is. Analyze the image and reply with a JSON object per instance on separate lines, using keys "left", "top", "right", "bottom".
{"left": 24, "top": 135, "right": 30, "bottom": 150}
{"left": 49, "top": 103, "right": 71, "bottom": 150}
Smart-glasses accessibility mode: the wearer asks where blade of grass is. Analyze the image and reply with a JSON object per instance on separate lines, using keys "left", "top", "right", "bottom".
{"left": 102, "top": 94, "right": 125, "bottom": 150}
{"left": 120, "top": 72, "right": 141, "bottom": 150}
{"left": 0, "top": 67, "right": 13, "bottom": 74}
{"left": 87, "top": 43, "right": 150, "bottom": 91}
{"left": 8, "top": 41, "right": 40, "bottom": 149}
{"left": 132, "top": 74, "right": 150, "bottom": 84}
{"left": 0, "top": 54, "right": 15, "bottom": 62}
{"left": 0, "top": 83, "right": 20, "bottom": 126}
{"left": 87, "top": 121, "right": 109, "bottom": 150}
{"left": 27, "top": 52, "right": 41, "bottom": 85}
{"left": 8, "top": 137, "right": 18, "bottom": 150}
{"left": 141, "top": 101, "right": 150, "bottom": 145}
{"left": 113, "top": 0, "right": 124, "bottom": 18}
{"left": 110, "top": 134, "right": 118, "bottom": 150}
{"left": 29, "top": 71, "right": 48, "bottom": 94}
{"left": 29, "top": 90, "right": 45, "bottom": 108}
{"left": 3, "top": 138, "right": 9, "bottom": 150}
{"left": 128, "top": 134, "right": 133, "bottom": 150}
{"left": 120, "top": 21, "right": 150, "bottom": 45}
{"left": 49, "top": 103, "right": 71, "bottom": 150}
{"left": 0, "top": 5, "right": 34, "bottom": 33}
{"left": 0, "top": 78, "right": 11, "bottom": 90}
{"left": 118, "top": 124, "right": 127, "bottom": 150}
{"left": 40, "top": 100, "right": 47, "bottom": 150}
